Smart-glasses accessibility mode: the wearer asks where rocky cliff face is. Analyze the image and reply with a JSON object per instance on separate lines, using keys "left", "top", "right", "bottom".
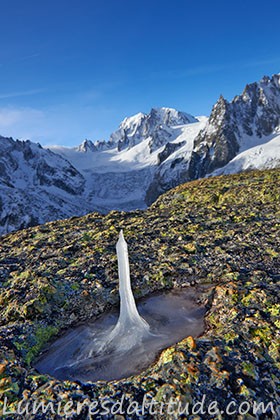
{"left": 188, "top": 95, "right": 240, "bottom": 179}
{"left": 0, "top": 137, "right": 87, "bottom": 234}
{"left": 188, "top": 74, "right": 280, "bottom": 179}
{"left": 146, "top": 74, "right": 280, "bottom": 203}
{"left": 0, "top": 137, "right": 85, "bottom": 193}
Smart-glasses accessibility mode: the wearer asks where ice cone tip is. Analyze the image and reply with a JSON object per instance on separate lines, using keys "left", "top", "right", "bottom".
{"left": 117, "top": 229, "right": 127, "bottom": 248}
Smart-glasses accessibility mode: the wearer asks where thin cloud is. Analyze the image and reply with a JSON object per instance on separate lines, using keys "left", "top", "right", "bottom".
{"left": 150, "top": 57, "right": 280, "bottom": 80}
{"left": 150, "top": 65, "right": 226, "bottom": 80}
{"left": 17, "top": 53, "right": 40, "bottom": 62}
{"left": 0, "top": 88, "right": 46, "bottom": 100}
{"left": 0, "top": 107, "right": 44, "bottom": 128}
{"left": 0, "top": 52, "right": 40, "bottom": 68}
{"left": 241, "top": 57, "right": 280, "bottom": 69}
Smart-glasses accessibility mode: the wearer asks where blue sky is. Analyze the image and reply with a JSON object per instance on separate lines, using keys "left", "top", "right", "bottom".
{"left": 1, "top": 0, "right": 280, "bottom": 146}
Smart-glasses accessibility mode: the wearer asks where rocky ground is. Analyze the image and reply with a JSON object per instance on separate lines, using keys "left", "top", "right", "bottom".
{"left": 0, "top": 169, "right": 279, "bottom": 419}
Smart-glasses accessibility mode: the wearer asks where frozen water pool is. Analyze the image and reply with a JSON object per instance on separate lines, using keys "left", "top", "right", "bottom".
{"left": 35, "top": 287, "right": 206, "bottom": 383}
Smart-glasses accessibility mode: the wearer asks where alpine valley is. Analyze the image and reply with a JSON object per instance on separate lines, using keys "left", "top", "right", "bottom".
{"left": 1, "top": 73, "right": 280, "bottom": 235}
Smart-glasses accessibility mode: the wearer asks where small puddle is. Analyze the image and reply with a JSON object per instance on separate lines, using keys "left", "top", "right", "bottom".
{"left": 35, "top": 287, "right": 206, "bottom": 383}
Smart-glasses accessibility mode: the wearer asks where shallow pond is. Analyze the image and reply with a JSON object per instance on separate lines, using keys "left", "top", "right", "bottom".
{"left": 35, "top": 287, "right": 206, "bottom": 383}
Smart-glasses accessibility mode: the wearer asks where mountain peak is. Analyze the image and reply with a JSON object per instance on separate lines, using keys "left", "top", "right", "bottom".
{"left": 260, "top": 73, "right": 280, "bottom": 86}
{"left": 110, "top": 107, "right": 198, "bottom": 152}
{"left": 188, "top": 72, "right": 280, "bottom": 180}
{"left": 76, "top": 139, "right": 96, "bottom": 153}
{"left": 149, "top": 107, "right": 198, "bottom": 126}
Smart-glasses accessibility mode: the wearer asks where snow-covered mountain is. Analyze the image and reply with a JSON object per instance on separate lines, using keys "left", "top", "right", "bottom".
{"left": 146, "top": 74, "right": 280, "bottom": 203}
{"left": 1, "top": 75, "right": 280, "bottom": 235}
{"left": 50, "top": 107, "right": 204, "bottom": 215}
{"left": 189, "top": 74, "right": 280, "bottom": 178}
{"left": 211, "top": 133, "right": 280, "bottom": 176}
{"left": 110, "top": 107, "right": 197, "bottom": 152}
{"left": 0, "top": 137, "right": 89, "bottom": 234}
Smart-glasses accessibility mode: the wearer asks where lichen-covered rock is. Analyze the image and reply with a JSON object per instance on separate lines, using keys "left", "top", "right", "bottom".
{"left": 0, "top": 168, "right": 279, "bottom": 419}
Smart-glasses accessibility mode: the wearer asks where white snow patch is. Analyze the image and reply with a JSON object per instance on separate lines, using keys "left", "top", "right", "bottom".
{"left": 210, "top": 134, "right": 280, "bottom": 176}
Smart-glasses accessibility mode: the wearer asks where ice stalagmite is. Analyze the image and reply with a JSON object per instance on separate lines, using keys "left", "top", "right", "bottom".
{"left": 115, "top": 230, "right": 149, "bottom": 333}
{"left": 35, "top": 230, "right": 206, "bottom": 382}
{"left": 97, "top": 230, "right": 150, "bottom": 353}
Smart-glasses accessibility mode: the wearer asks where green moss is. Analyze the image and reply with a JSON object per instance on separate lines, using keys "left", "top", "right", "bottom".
{"left": 265, "top": 248, "right": 278, "bottom": 258}
{"left": 183, "top": 243, "right": 197, "bottom": 253}
{"left": 16, "top": 270, "right": 33, "bottom": 280}
{"left": 223, "top": 332, "right": 238, "bottom": 343}
{"left": 239, "top": 384, "right": 251, "bottom": 397}
{"left": 70, "top": 282, "right": 80, "bottom": 291}
{"left": 250, "top": 326, "right": 272, "bottom": 346}
{"left": 241, "top": 362, "right": 258, "bottom": 379}
{"left": 81, "top": 232, "right": 93, "bottom": 243}
{"left": 56, "top": 268, "right": 67, "bottom": 276}
{"left": 160, "top": 348, "right": 176, "bottom": 364}
{"left": 15, "top": 325, "right": 59, "bottom": 366}
{"left": 268, "top": 341, "right": 280, "bottom": 365}
{"left": 274, "top": 319, "right": 280, "bottom": 329}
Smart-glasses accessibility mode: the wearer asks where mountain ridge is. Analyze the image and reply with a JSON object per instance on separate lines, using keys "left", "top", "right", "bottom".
{"left": 1, "top": 75, "right": 280, "bottom": 234}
